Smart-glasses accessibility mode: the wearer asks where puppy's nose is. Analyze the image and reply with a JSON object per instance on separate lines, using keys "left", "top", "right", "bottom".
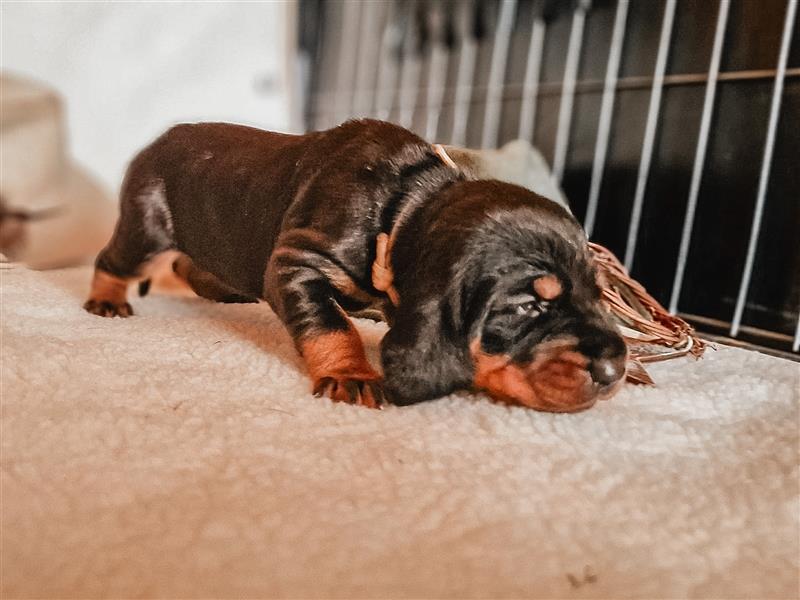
{"left": 589, "top": 356, "right": 626, "bottom": 386}
{"left": 576, "top": 323, "right": 627, "bottom": 386}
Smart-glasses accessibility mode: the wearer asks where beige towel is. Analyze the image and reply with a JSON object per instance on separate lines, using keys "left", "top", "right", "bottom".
{"left": 2, "top": 264, "right": 798, "bottom": 598}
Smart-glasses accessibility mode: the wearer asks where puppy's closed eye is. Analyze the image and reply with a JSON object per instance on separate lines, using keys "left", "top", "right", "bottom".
{"left": 509, "top": 295, "right": 543, "bottom": 316}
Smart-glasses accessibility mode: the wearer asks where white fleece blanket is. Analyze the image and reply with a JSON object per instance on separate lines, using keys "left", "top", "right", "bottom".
{"left": 2, "top": 264, "right": 798, "bottom": 599}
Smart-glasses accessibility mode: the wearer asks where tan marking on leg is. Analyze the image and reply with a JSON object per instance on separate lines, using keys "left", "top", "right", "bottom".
{"left": 300, "top": 330, "right": 382, "bottom": 408}
{"left": 301, "top": 330, "right": 378, "bottom": 381}
{"left": 84, "top": 269, "right": 133, "bottom": 317}
{"left": 88, "top": 270, "right": 128, "bottom": 303}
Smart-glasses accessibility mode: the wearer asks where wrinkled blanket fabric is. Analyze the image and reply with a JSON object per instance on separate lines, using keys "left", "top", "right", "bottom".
{"left": 2, "top": 265, "right": 798, "bottom": 598}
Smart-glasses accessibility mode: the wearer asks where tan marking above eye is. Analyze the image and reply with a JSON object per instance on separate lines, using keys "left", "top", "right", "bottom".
{"left": 532, "top": 274, "right": 562, "bottom": 300}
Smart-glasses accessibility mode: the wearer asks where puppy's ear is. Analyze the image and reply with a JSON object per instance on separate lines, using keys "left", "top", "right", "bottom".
{"left": 381, "top": 301, "right": 472, "bottom": 406}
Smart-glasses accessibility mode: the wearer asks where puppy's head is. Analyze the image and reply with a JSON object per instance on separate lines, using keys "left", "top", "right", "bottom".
{"left": 463, "top": 186, "right": 627, "bottom": 412}
{"left": 381, "top": 180, "right": 626, "bottom": 412}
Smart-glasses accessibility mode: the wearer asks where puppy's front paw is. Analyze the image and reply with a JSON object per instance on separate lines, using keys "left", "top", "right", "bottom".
{"left": 312, "top": 375, "right": 385, "bottom": 409}
{"left": 526, "top": 351, "right": 595, "bottom": 411}
{"left": 83, "top": 299, "right": 133, "bottom": 318}
{"left": 301, "top": 331, "right": 385, "bottom": 409}
{"left": 472, "top": 343, "right": 596, "bottom": 413}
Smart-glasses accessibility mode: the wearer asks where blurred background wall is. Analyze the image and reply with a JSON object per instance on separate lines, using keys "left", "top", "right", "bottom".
{"left": 1, "top": 1, "right": 293, "bottom": 191}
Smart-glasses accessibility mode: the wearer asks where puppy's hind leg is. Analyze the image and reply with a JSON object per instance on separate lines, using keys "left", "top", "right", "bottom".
{"left": 172, "top": 254, "right": 258, "bottom": 304}
{"left": 84, "top": 179, "right": 174, "bottom": 317}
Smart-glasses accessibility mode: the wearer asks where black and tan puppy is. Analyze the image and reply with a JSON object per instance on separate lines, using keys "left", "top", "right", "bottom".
{"left": 84, "top": 119, "right": 626, "bottom": 412}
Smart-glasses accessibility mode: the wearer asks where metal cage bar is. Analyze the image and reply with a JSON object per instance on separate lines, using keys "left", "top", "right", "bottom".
{"left": 730, "top": 0, "right": 797, "bottom": 337}
{"left": 551, "top": 2, "right": 588, "bottom": 183}
{"left": 352, "top": 1, "right": 382, "bottom": 118}
{"left": 424, "top": 5, "right": 450, "bottom": 141}
{"left": 451, "top": 3, "right": 478, "bottom": 146}
{"left": 482, "top": 0, "right": 517, "bottom": 148}
{"left": 623, "top": 0, "right": 676, "bottom": 269}
{"left": 374, "top": 2, "right": 402, "bottom": 121}
{"left": 517, "top": 16, "right": 546, "bottom": 141}
{"left": 584, "top": 0, "right": 629, "bottom": 238}
{"left": 668, "top": 0, "right": 731, "bottom": 314}
{"left": 333, "top": 0, "right": 362, "bottom": 126}
{"left": 397, "top": 11, "right": 423, "bottom": 130}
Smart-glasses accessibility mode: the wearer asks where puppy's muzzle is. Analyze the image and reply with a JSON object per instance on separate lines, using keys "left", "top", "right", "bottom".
{"left": 539, "top": 325, "right": 628, "bottom": 411}
{"left": 472, "top": 325, "right": 627, "bottom": 413}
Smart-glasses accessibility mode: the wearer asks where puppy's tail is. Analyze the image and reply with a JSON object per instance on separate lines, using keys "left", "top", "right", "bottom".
{"left": 138, "top": 279, "right": 151, "bottom": 297}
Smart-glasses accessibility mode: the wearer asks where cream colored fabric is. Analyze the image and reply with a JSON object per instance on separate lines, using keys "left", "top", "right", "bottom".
{"left": 2, "top": 264, "right": 798, "bottom": 599}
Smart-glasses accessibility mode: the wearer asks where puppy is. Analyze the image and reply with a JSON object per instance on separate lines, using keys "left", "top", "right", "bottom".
{"left": 84, "top": 119, "right": 626, "bottom": 412}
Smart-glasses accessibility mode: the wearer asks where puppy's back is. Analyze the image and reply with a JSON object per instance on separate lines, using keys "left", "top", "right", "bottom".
{"left": 119, "top": 123, "right": 310, "bottom": 297}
